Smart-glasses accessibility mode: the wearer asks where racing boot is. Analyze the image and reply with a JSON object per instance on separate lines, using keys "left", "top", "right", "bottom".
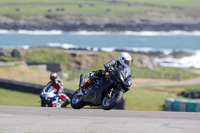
{"left": 77, "top": 79, "right": 93, "bottom": 96}
{"left": 60, "top": 95, "right": 70, "bottom": 108}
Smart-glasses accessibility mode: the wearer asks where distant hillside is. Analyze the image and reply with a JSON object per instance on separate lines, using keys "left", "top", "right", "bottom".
{"left": 0, "top": 0, "right": 200, "bottom": 31}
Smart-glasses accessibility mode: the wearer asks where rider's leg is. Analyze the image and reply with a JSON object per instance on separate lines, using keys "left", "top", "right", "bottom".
{"left": 80, "top": 79, "right": 93, "bottom": 89}
{"left": 80, "top": 69, "right": 104, "bottom": 88}
{"left": 77, "top": 70, "right": 105, "bottom": 96}
{"left": 60, "top": 94, "right": 70, "bottom": 107}
{"left": 77, "top": 79, "right": 92, "bottom": 96}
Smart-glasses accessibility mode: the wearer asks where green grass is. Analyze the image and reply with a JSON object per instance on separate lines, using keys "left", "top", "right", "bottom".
{"left": 64, "top": 63, "right": 199, "bottom": 81}
{"left": 160, "top": 67, "right": 198, "bottom": 80}
{"left": 0, "top": 87, "right": 69, "bottom": 107}
{"left": 65, "top": 84, "right": 79, "bottom": 90}
{"left": 25, "top": 48, "right": 71, "bottom": 65}
{"left": 125, "top": 87, "right": 177, "bottom": 111}
{"left": 0, "top": 0, "right": 199, "bottom": 17}
{"left": 2, "top": 84, "right": 199, "bottom": 111}
{"left": 130, "top": 65, "right": 198, "bottom": 80}
{"left": 0, "top": 56, "right": 22, "bottom": 62}
{"left": 161, "top": 84, "right": 200, "bottom": 91}
{"left": 125, "top": 84, "right": 200, "bottom": 111}
{"left": 66, "top": 65, "right": 198, "bottom": 81}
{"left": 0, "top": 88, "right": 40, "bottom": 106}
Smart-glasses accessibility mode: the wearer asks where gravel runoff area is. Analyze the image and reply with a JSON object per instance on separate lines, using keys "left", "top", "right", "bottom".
{"left": 0, "top": 105, "right": 200, "bottom": 133}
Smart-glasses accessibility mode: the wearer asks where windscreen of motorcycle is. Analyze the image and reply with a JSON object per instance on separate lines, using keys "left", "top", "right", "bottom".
{"left": 43, "top": 84, "right": 56, "bottom": 93}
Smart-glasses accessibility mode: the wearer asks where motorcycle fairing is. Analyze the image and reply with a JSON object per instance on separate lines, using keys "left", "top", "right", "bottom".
{"left": 82, "top": 75, "right": 116, "bottom": 105}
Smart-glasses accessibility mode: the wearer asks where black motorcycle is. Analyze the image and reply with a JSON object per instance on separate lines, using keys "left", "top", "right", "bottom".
{"left": 71, "top": 68, "right": 132, "bottom": 110}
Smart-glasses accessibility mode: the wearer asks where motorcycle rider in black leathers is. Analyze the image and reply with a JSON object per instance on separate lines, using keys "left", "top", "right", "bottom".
{"left": 77, "top": 52, "right": 132, "bottom": 95}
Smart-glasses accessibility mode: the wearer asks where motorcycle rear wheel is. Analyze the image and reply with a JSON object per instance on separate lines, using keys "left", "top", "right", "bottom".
{"left": 41, "top": 100, "right": 50, "bottom": 107}
{"left": 71, "top": 89, "right": 85, "bottom": 109}
{"left": 102, "top": 90, "right": 123, "bottom": 110}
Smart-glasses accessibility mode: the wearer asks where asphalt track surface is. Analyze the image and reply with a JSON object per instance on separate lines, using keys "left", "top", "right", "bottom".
{"left": 0, "top": 105, "right": 200, "bottom": 133}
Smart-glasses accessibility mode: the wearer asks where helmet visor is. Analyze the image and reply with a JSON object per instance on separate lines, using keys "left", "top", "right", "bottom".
{"left": 50, "top": 77, "right": 57, "bottom": 81}
{"left": 124, "top": 60, "right": 130, "bottom": 67}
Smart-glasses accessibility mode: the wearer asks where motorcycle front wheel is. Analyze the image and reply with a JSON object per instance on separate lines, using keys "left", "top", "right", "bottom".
{"left": 102, "top": 90, "right": 123, "bottom": 110}
{"left": 71, "top": 89, "right": 85, "bottom": 109}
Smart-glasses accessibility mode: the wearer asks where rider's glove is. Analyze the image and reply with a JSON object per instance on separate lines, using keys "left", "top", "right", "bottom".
{"left": 104, "top": 63, "right": 109, "bottom": 68}
{"left": 108, "top": 67, "right": 115, "bottom": 72}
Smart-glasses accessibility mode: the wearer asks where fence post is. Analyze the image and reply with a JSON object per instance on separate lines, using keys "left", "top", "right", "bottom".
{"left": 179, "top": 70, "right": 182, "bottom": 81}
{"left": 179, "top": 99, "right": 187, "bottom": 112}
{"left": 187, "top": 100, "right": 196, "bottom": 112}
{"left": 165, "top": 98, "right": 174, "bottom": 111}
{"left": 173, "top": 99, "right": 180, "bottom": 111}
{"left": 196, "top": 101, "right": 200, "bottom": 112}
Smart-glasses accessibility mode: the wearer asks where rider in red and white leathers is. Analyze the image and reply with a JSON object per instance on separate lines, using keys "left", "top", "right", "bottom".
{"left": 46, "top": 72, "right": 70, "bottom": 107}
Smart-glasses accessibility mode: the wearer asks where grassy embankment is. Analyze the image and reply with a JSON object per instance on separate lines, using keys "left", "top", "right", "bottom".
{"left": 0, "top": 0, "right": 200, "bottom": 20}
{"left": 0, "top": 48, "right": 197, "bottom": 84}
{"left": 24, "top": 48, "right": 198, "bottom": 81}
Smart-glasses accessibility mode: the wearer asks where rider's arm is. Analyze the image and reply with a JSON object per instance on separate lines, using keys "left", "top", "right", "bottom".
{"left": 57, "top": 80, "right": 64, "bottom": 95}
{"left": 43, "top": 82, "right": 52, "bottom": 92}
{"left": 104, "top": 60, "right": 117, "bottom": 71}
{"left": 117, "top": 68, "right": 132, "bottom": 87}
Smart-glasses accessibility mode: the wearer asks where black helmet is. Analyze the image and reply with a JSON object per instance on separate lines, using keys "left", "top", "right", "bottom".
{"left": 50, "top": 72, "right": 57, "bottom": 81}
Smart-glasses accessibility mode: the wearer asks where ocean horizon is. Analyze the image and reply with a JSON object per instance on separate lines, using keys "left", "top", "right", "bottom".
{"left": 1, "top": 29, "right": 200, "bottom": 49}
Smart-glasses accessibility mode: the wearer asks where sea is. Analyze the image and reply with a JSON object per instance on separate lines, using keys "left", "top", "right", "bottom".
{"left": 0, "top": 29, "right": 200, "bottom": 68}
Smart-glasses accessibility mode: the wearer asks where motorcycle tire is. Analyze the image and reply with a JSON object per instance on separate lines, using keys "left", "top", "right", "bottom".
{"left": 41, "top": 100, "right": 47, "bottom": 107}
{"left": 102, "top": 90, "right": 123, "bottom": 110}
{"left": 61, "top": 100, "right": 69, "bottom": 108}
{"left": 71, "top": 90, "right": 85, "bottom": 109}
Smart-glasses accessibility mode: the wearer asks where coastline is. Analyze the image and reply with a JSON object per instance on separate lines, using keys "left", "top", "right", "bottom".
{"left": 1, "top": 22, "right": 200, "bottom": 32}
{"left": 2, "top": 29, "right": 200, "bottom": 36}
{"left": 1, "top": 44, "right": 199, "bottom": 69}
{"left": 47, "top": 44, "right": 200, "bottom": 69}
